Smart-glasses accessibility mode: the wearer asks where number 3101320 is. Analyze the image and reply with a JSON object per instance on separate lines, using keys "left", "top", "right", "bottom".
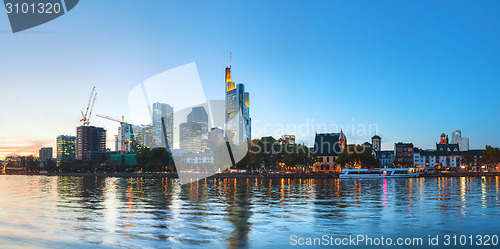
{"left": 5, "top": 2, "right": 62, "bottom": 14}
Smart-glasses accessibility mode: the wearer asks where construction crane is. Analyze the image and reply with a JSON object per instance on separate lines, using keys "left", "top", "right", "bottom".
{"left": 77, "top": 87, "right": 97, "bottom": 161}
{"left": 96, "top": 114, "right": 151, "bottom": 152}
{"left": 96, "top": 115, "right": 129, "bottom": 155}
{"left": 80, "top": 87, "right": 97, "bottom": 126}
{"left": 96, "top": 114, "right": 154, "bottom": 165}
{"left": 149, "top": 137, "right": 156, "bottom": 149}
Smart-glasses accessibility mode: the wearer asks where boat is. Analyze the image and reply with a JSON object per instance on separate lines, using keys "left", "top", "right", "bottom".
{"left": 339, "top": 168, "right": 420, "bottom": 178}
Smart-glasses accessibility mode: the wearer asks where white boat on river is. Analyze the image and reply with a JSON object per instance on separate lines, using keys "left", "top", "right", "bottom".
{"left": 340, "top": 168, "right": 420, "bottom": 178}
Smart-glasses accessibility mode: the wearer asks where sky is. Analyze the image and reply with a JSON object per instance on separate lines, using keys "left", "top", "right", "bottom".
{"left": 1, "top": 0, "right": 500, "bottom": 159}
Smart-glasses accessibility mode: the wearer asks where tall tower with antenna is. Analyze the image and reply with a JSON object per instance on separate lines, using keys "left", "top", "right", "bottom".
{"left": 224, "top": 53, "right": 251, "bottom": 144}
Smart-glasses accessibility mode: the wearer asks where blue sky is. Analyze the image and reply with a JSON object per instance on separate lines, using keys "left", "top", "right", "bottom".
{"left": 1, "top": 0, "right": 500, "bottom": 158}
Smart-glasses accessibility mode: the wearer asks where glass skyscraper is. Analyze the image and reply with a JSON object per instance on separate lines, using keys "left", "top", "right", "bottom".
{"left": 152, "top": 102, "right": 174, "bottom": 149}
{"left": 117, "top": 124, "right": 141, "bottom": 153}
{"left": 180, "top": 121, "right": 203, "bottom": 153}
{"left": 451, "top": 130, "right": 470, "bottom": 151}
{"left": 451, "top": 130, "right": 462, "bottom": 144}
{"left": 225, "top": 64, "right": 251, "bottom": 145}
{"left": 57, "top": 135, "right": 76, "bottom": 160}
{"left": 187, "top": 106, "right": 208, "bottom": 151}
{"left": 134, "top": 126, "right": 152, "bottom": 148}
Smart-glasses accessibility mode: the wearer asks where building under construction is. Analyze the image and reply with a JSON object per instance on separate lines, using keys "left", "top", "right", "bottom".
{"left": 76, "top": 126, "right": 106, "bottom": 161}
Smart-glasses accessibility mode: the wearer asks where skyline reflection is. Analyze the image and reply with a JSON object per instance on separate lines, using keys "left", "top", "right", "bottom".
{"left": 0, "top": 176, "right": 499, "bottom": 248}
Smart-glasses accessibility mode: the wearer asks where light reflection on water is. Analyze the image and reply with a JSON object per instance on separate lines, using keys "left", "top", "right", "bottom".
{"left": 0, "top": 176, "right": 499, "bottom": 248}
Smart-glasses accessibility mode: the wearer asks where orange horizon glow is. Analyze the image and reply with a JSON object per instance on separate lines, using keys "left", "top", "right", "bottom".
{"left": 0, "top": 143, "right": 54, "bottom": 160}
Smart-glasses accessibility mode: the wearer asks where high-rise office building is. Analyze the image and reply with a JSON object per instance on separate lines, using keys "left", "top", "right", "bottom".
{"left": 451, "top": 130, "right": 462, "bottom": 144}
{"left": 56, "top": 135, "right": 75, "bottom": 160}
{"left": 76, "top": 126, "right": 106, "bottom": 160}
{"left": 225, "top": 62, "right": 251, "bottom": 145}
{"left": 117, "top": 124, "right": 140, "bottom": 153}
{"left": 39, "top": 147, "right": 53, "bottom": 162}
{"left": 180, "top": 121, "right": 202, "bottom": 153}
{"left": 187, "top": 107, "right": 208, "bottom": 151}
{"left": 207, "top": 127, "right": 225, "bottom": 149}
{"left": 457, "top": 137, "right": 470, "bottom": 151}
{"left": 152, "top": 102, "right": 174, "bottom": 149}
{"left": 135, "top": 126, "right": 152, "bottom": 148}
{"left": 450, "top": 130, "right": 470, "bottom": 151}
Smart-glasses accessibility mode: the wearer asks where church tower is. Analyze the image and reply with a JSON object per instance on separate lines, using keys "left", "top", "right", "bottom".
{"left": 339, "top": 129, "right": 346, "bottom": 151}
{"left": 371, "top": 135, "right": 381, "bottom": 152}
{"left": 439, "top": 132, "right": 448, "bottom": 144}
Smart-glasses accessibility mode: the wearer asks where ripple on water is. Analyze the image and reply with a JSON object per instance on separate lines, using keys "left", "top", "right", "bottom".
{"left": 0, "top": 175, "right": 499, "bottom": 248}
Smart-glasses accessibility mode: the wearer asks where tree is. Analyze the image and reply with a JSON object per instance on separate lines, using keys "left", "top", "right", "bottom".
{"left": 229, "top": 137, "right": 317, "bottom": 172}
{"left": 135, "top": 147, "right": 173, "bottom": 172}
{"left": 135, "top": 147, "right": 152, "bottom": 169}
{"left": 336, "top": 145, "right": 380, "bottom": 169}
{"left": 482, "top": 146, "right": 500, "bottom": 164}
{"left": 481, "top": 146, "right": 500, "bottom": 171}
{"left": 235, "top": 141, "right": 254, "bottom": 170}
{"left": 104, "top": 159, "right": 125, "bottom": 172}
{"left": 25, "top": 156, "right": 39, "bottom": 172}
{"left": 461, "top": 154, "right": 476, "bottom": 171}
{"left": 150, "top": 147, "right": 173, "bottom": 171}
{"left": 252, "top": 136, "right": 281, "bottom": 171}
{"left": 59, "top": 159, "right": 97, "bottom": 173}
{"left": 281, "top": 143, "right": 314, "bottom": 172}
{"left": 43, "top": 159, "right": 57, "bottom": 172}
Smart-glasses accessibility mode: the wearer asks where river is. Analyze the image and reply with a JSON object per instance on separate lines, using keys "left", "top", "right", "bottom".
{"left": 0, "top": 175, "right": 499, "bottom": 248}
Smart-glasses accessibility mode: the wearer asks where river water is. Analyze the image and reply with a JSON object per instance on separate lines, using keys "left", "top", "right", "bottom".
{"left": 0, "top": 175, "right": 499, "bottom": 248}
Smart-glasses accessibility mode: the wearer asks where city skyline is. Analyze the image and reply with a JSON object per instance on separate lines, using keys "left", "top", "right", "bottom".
{"left": 1, "top": 0, "right": 500, "bottom": 159}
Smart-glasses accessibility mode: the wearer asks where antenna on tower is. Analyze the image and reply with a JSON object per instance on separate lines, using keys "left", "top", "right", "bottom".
{"left": 230, "top": 52, "right": 232, "bottom": 68}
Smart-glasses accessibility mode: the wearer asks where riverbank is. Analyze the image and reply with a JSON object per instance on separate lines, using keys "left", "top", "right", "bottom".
{"left": 420, "top": 171, "right": 500, "bottom": 177}
{"left": 7, "top": 172, "right": 335, "bottom": 179}
{"left": 4, "top": 171, "right": 500, "bottom": 179}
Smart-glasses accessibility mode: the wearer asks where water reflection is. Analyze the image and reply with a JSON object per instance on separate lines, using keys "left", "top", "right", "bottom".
{"left": 382, "top": 178, "right": 387, "bottom": 209}
{"left": 0, "top": 176, "right": 500, "bottom": 248}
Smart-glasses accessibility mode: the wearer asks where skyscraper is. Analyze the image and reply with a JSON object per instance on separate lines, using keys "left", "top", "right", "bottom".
{"left": 450, "top": 130, "right": 470, "bottom": 151}
{"left": 457, "top": 137, "right": 470, "bottom": 151}
{"left": 451, "top": 130, "right": 462, "bottom": 144}
{"left": 152, "top": 102, "right": 174, "bottom": 149}
{"left": 76, "top": 126, "right": 106, "bottom": 160}
{"left": 57, "top": 135, "right": 75, "bottom": 160}
{"left": 180, "top": 121, "right": 202, "bottom": 153}
{"left": 207, "top": 127, "right": 224, "bottom": 149}
{"left": 117, "top": 124, "right": 140, "bottom": 153}
{"left": 135, "top": 126, "right": 152, "bottom": 148}
{"left": 39, "top": 147, "right": 53, "bottom": 162}
{"left": 187, "top": 106, "right": 208, "bottom": 151}
{"left": 225, "top": 61, "right": 251, "bottom": 145}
